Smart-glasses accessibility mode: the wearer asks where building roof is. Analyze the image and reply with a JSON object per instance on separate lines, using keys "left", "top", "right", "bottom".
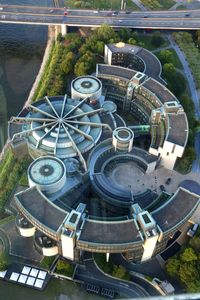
{"left": 131, "top": 147, "right": 158, "bottom": 164}
{"left": 15, "top": 186, "right": 68, "bottom": 232}
{"left": 106, "top": 43, "right": 164, "bottom": 83}
{"left": 167, "top": 113, "right": 188, "bottom": 146}
{"left": 143, "top": 78, "right": 177, "bottom": 104}
{"left": 97, "top": 64, "right": 137, "bottom": 80}
{"left": 78, "top": 219, "right": 142, "bottom": 244}
{"left": 136, "top": 48, "right": 164, "bottom": 83}
{"left": 106, "top": 43, "right": 141, "bottom": 55}
{"left": 152, "top": 188, "right": 200, "bottom": 232}
{"left": 8, "top": 96, "right": 104, "bottom": 165}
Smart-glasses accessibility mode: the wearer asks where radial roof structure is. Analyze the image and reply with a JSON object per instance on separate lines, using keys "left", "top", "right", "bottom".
{"left": 9, "top": 95, "right": 112, "bottom": 170}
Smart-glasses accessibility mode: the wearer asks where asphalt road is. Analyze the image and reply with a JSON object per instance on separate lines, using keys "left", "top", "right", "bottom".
{"left": 74, "top": 257, "right": 152, "bottom": 298}
{"left": 1, "top": 5, "right": 200, "bottom": 29}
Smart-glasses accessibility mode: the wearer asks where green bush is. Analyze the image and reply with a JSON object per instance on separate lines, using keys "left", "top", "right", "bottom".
{"left": 40, "top": 256, "right": 55, "bottom": 269}
{"left": 166, "top": 238, "right": 200, "bottom": 292}
{"left": 0, "top": 251, "right": 10, "bottom": 271}
{"left": 55, "top": 259, "right": 75, "bottom": 277}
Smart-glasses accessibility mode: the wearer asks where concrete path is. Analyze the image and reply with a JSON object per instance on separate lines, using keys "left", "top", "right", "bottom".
{"left": 151, "top": 45, "right": 171, "bottom": 53}
{"left": 167, "top": 34, "right": 200, "bottom": 174}
{"left": 131, "top": 0, "right": 148, "bottom": 11}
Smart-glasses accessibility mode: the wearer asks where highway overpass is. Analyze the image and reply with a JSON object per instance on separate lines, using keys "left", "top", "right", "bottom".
{"left": 0, "top": 4, "right": 200, "bottom": 30}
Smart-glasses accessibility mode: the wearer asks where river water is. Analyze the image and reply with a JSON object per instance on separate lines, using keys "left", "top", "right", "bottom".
{"left": 0, "top": 0, "right": 51, "bottom": 150}
{"left": 0, "top": 1, "right": 101, "bottom": 299}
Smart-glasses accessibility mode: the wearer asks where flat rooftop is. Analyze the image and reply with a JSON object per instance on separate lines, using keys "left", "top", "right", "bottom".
{"left": 106, "top": 43, "right": 164, "bottom": 83}
{"left": 167, "top": 113, "right": 188, "bottom": 146}
{"left": 15, "top": 187, "right": 68, "bottom": 232}
{"left": 97, "top": 64, "right": 137, "bottom": 80}
{"left": 78, "top": 219, "right": 142, "bottom": 244}
{"left": 152, "top": 188, "right": 200, "bottom": 232}
{"left": 143, "top": 78, "right": 177, "bottom": 104}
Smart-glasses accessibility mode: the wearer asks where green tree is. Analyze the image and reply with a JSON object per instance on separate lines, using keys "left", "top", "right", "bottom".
{"left": 163, "top": 63, "right": 176, "bottom": 77}
{"left": 118, "top": 28, "right": 131, "bottom": 42}
{"left": 57, "top": 33, "right": 62, "bottom": 42}
{"left": 166, "top": 257, "right": 180, "bottom": 277}
{"left": 60, "top": 51, "right": 75, "bottom": 74}
{"left": 0, "top": 251, "right": 9, "bottom": 271}
{"left": 180, "top": 248, "right": 198, "bottom": 262}
{"left": 163, "top": 63, "right": 186, "bottom": 97}
{"left": 74, "top": 51, "right": 96, "bottom": 76}
{"left": 152, "top": 31, "right": 163, "bottom": 47}
{"left": 189, "top": 236, "right": 200, "bottom": 253}
{"left": 179, "top": 263, "right": 198, "bottom": 286}
{"left": 128, "top": 38, "right": 137, "bottom": 45}
{"left": 158, "top": 50, "right": 173, "bottom": 65}
{"left": 56, "top": 259, "right": 74, "bottom": 276}
{"left": 95, "top": 24, "right": 119, "bottom": 43}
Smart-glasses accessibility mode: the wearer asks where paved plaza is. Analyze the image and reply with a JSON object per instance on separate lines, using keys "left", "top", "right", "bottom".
{"left": 106, "top": 161, "right": 200, "bottom": 195}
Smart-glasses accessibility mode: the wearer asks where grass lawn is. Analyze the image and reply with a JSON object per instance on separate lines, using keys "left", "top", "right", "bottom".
{"left": 140, "top": 0, "right": 175, "bottom": 10}
{"left": 155, "top": 48, "right": 183, "bottom": 69}
{"left": 65, "top": 0, "right": 140, "bottom": 10}
{"left": 138, "top": 34, "right": 169, "bottom": 51}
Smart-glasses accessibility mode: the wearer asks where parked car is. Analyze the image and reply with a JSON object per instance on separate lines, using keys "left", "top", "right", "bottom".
{"left": 165, "top": 178, "right": 172, "bottom": 185}
{"left": 160, "top": 185, "right": 166, "bottom": 192}
{"left": 187, "top": 224, "right": 199, "bottom": 237}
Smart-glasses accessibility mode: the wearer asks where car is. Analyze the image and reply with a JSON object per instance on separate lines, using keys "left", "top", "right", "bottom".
{"left": 49, "top": 9, "right": 54, "bottom": 13}
{"left": 112, "top": 11, "right": 118, "bottom": 16}
{"left": 64, "top": 11, "right": 68, "bottom": 16}
{"left": 165, "top": 178, "right": 172, "bottom": 185}
{"left": 185, "top": 13, "right": 190, "bottom": 17}
{"left": 107, "top": 12, "right": 112, "bottom": 16}
{"left": 144, "top": 15, "right": 148, "bottom": 18}
{"left": 119, "top": 20, "right": 123, "bottom": 23}
{"left": 160, "top": 185, "right": 166, "bottom": 192}
{"left": 125, "top": 11, "right": 131, "bottom": 14}
{"left": 187, "top": 224, "right": 199, "bottom": 237}
{"left": 0, "top": 7, "right": 3, "bottom": 11}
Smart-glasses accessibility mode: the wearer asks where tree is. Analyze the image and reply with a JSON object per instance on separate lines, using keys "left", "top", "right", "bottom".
{"left": 163, "top": 63, "right": 186, "bottom": 97}
{"left": 60, "top": 51, "right": 75, "bottom": 74}
{"left": 56, "top": 259, "right": 74, "bottom": 276}
{"left": 189, "top": 236, "right": 200, "bottom": 253}
{"left": 95, "top": 24, "right": 119, "bottom": 43}
{"left": 152, "top": 31, "right": 163, "bottom": 47}
{"left": 166, "top": 258, "right": 180, "bottom": 277}
{"left": 163, "top": 63, "right": 176, "bottom": 77}
{"left": 179, "top": 263, "right": 198, "bottom": 286}
{"left": 180, "top": 248, "right": 198, "bottom": 262}
{"left": 128, "top": 38, "right": 137, "bottom": 45}
{"left": 74, "top": 51, "right": 96, "bottom": 76}
{"left": 118, "top": 28, "right": 131, "bottom": 42}
{"left": 112, "top": 265, "right": 130, "bottom": 280}
{"left": 0, "top": 251, "right": 9, "bottom": 271}
{"left": 158, "top": 50, "right": 173, "bottom": 65}
{"left": 57, "top": 33, "right": 62, "bottom": 42}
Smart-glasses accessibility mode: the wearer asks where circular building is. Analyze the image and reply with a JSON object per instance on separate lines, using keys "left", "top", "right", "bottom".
{"left": 71, "top": 76, "right": 102, "bottom": 101}
{"left": 28, "top": 156, "right": 66, "bottom": 195}
{"left": 8, "top": 96, "right": 105, "bottom": 170}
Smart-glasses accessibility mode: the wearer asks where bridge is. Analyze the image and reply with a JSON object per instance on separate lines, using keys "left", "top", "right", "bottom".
{"left": 0, "top": 4, "right": 200, "bottom": 33}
